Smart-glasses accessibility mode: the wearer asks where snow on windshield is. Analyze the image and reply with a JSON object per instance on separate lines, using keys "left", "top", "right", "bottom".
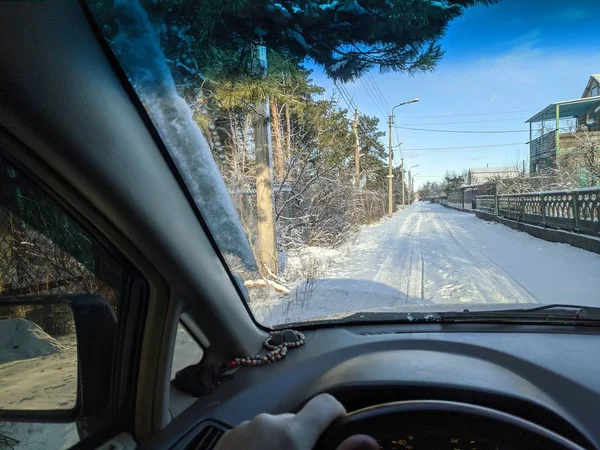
{"left": 110, "top": 0, "right": 257, "bottom": 271}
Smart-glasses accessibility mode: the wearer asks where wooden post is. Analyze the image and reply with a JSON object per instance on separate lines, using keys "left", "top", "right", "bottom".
{"left": 254, "top": 45, "right": 278, "bottom": 275}
{"left": 401, "top": 158, "right": 405, "bottom": 209}
{"left": 408, "top": 169, "right": 412, "bottom": 205}
{"left": 388, "top": 116, "right": 393, "bottom": 217}
{"left": 284, "top": 103, "right": 292, "bottom": 164}
{"left": 353, "top": 108, "right": 360, "bottom": 186}
{"left": 270, "top": 97, "right": 283, "bottom": 181}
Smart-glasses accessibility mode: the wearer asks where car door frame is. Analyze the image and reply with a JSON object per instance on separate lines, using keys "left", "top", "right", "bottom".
{"left": 0, "top": 0, "right": 267, "bottom": 444}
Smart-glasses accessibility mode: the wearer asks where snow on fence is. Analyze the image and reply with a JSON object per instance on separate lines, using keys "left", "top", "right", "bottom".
{"left": 475, "top": 188, "right": 600, "bottom": 237}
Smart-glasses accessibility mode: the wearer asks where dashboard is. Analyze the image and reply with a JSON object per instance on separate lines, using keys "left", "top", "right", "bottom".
{"left": 375, "top": 434, "right": 502, "bottom": 450}
{"left": 147, "top": 323, "right": 600, "bottom": 449}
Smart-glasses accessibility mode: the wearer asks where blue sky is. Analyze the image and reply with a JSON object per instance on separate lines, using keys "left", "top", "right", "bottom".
{"left": 307, "top": 0, "right": 600, "bottom": 187}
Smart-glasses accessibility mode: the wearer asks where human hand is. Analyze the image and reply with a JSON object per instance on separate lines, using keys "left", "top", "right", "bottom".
{"left": 214, "top": 393, "right": 378, "bottom": 450}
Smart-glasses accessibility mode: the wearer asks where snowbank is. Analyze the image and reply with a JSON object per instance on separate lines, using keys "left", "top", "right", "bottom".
{"left": 0, "top": 318, "right": 64, "bottom": 364}
{"left": 282, "top": 246, "right": 347, "bottom": 281}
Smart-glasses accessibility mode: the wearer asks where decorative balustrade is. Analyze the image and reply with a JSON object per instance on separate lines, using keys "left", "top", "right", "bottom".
{"left": 473, "top": 188, "right": 600, "bottom": 237}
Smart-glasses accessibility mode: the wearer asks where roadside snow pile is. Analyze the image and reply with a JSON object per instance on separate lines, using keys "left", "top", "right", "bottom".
{"left": 0, "top": 318, "right": 64, "bottom": 364}
{"left": 282, "top": 246, "right": 348, "bottom": 282}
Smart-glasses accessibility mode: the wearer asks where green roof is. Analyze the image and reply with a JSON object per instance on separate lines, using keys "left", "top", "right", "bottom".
{"left": 526, "top": 95, "right": 600, "bottom": 123}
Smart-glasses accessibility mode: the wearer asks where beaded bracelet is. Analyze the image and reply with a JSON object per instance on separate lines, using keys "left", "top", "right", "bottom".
{"left": 227, "top": 330, "right": 305, "bottom": 368}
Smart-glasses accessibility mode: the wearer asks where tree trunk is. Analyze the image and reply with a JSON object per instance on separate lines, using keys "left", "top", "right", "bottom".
{"left": 270, "top": 98, "right": 284, "bottom": 181}
{"left": 255, "top": 102, "right": 278, "bottom": 276}
{"left": 353, "top": 108, "right": 360, "bottom": 186}
{"left": 284, "top": 103, "right": 292, "bottom": 166}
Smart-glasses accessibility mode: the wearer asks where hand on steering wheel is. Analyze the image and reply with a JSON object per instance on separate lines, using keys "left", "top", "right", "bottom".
{"left": 214, "top": 394, "right": 378, "bottom": 450}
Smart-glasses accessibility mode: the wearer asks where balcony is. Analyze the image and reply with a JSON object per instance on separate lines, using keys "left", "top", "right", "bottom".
{"left": 529, "top": 129, "right": 600, "bottom": 173}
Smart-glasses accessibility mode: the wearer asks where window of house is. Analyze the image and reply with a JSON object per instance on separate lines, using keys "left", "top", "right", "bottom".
{"left": 591, "top": 85, "right": 599, "bottom": 97}
{"left": 0, "top": 153, "right": 132, "bottom": 450}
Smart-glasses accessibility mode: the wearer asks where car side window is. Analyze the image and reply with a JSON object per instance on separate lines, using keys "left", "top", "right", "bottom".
{"left": 0, "top": 154, "right": 132, "bottom": 450}
{"left": 171, "top": 322, "right": 203, "bottom": 381}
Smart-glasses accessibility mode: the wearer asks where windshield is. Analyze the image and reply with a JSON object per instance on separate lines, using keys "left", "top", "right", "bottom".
{"left": 87, "top": 0, "right": 600, "bottom": 327}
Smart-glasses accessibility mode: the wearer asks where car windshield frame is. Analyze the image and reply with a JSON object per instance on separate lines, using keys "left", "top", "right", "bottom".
{"left": 84, "top": 0, "right": 600, "bottom": 329}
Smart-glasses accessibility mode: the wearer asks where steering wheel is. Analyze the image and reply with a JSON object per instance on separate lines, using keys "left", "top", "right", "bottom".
{"left": 314, "top": 400, "right": 587, "bottom": 450}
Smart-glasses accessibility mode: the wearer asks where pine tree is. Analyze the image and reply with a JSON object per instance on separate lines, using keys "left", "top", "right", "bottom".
{"left": 136, "top": 0, "right": 497, "bottom": 82}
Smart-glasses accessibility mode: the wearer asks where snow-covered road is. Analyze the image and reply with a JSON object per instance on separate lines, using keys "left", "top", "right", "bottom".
{"left": 261, "top": 203, "right": 600, "bottom": 325}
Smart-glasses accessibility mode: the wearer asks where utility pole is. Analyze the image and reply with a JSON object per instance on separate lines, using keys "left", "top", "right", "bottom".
{"left": 254, "top": 44, "right": 278, "bottom": 275}
{"left": 389, "top": 98, "right": 419, "bottom": 215}
{"left": 353, "top": 108, "right": 360, "bottom": 186}
{"left": 388, "top": 115, "right": 394, "bottom": 216}
{"left": 401, "top": 158, "right": 405, "bottom": 209}
{"left": 408, "top": 168, "right": 412, "bottom": 205}
{"left": 285, "top": 103, "right": 292, "bottom": 163}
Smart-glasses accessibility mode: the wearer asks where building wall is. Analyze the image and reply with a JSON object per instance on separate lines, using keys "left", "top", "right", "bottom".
{"left": 559, "top": 130, "right": 600, "bottom": 150}
{"left": 468, "top": 170, "right": 520, "bottom": 184}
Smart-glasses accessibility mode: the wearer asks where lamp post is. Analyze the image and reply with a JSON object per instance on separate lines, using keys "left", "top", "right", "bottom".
{"left": 388, "top": 98, "right": 419, "bottom": 216}
{"left": 407, "top": 164, "right": 420, "bottom": 206}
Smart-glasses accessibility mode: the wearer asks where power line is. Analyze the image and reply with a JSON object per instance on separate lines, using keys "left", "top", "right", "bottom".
{"left": 359, "top": 78, "right": 388, "bottom": 117}
{"left": 360, "top": 74, "right": 406, "bottom": 160}
{"left": 363, "top": 73, "right": 391, "bottom": 114}
{"left": 406, "top": 109, "right": 538, "bottom": 119}
{"left": 402, "top": 117, "right": 528, "bottom": 126}
{"left": 395, "top": 126, "right": 528, "bottom": 134}
{"left": 393, "top": 126, "right": 404, "bottom": 161}
{"left": 402, "top": 142, "right": 526, "bottom": 151}
{"left": 367, "top": 73, "right": 392, "bottom": 112}
{"left": 335, "top": 82, "right": 386, "bottom": 150}
{"left": 337, "top": 82, "right": 382, "bottom": 142}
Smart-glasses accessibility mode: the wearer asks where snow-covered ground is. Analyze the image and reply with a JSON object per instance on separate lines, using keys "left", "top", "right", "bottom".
{"left": 0, "top": 320, "right": 77, "bottom": 411}
{"left": 256, "top": 203, "right": 600, "bottom": 325}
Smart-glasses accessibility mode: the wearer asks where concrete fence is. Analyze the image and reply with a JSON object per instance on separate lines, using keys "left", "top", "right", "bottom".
{"left": 431, "top": 188, "right": 600, "bottom": 254}
{"left": 476, "top": 188, "right": 600, "bottom": 237}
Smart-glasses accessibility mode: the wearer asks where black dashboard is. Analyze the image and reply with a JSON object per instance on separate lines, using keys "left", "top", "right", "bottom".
{"left": 145, "top": 323, "right": 600, "bottom": 449}
{"left": 373, "top": 434, "right": 511, "bottom": 450}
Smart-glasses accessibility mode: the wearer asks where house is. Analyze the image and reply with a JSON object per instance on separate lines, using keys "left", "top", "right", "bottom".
{"left": 467, "top": 166, "right": 520, "bottom": 185}
{"left": 526, "top": 74, "right": 600, "bottom": 174}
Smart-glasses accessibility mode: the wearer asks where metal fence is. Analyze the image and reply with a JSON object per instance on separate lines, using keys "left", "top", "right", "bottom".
{"left": 430, "top": 196, "right": 448, "bottom": 206}
{"left": 475, "top": 188, "right": 600, "bottom": 237}
{"left": 475, "top": 195, "right": 495, "bottom": 214}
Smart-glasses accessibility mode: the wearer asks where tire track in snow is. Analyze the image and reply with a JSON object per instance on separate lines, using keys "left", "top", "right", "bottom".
{"left": 437, "top": 212, "right": 538, "bottom": 304}
{"left": 405, "top": 210, "right": 424, "bottom": 302}
{"left": 429, "top": 213, "right": 501, "bottom": 303}
{"left": 372, "top": 207, "right": 425, "bottom": 304}
{"left": 418, "top": 206, "right": 425, "bottom": 301}
{"left": 433, "top": 211, "right": 536, "bottom": 304}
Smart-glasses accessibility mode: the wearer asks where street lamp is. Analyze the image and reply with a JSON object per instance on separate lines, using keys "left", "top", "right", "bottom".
{"left": 388, "top": 99, "right": 419, "bottom": 216}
